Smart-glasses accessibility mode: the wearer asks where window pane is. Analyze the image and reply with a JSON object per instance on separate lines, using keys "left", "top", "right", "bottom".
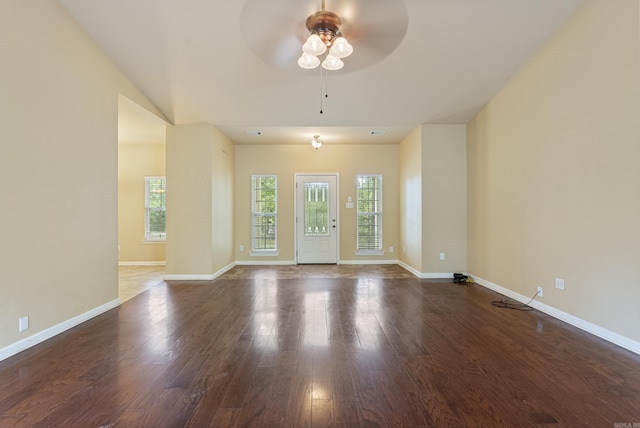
{"left": 252, "top": 215, "right": 276, "bottom": 250}
{"left": 147, "top": 178, "right": 166, "bottom": 208}
{"left": 357, "top": 176, "right": 381, "bottom": 213}
{"left": 252, "top": 175, "right": 277, "bottom": 251}
{"left": 148, "top": 210, "right": 166, "bottom": 234}
{"left": 145, "top": 176, "right": 166, "bottom": 240}
{"left": 254, "top": 176, "right": 277, "bottom": 214}
{"left": 357, "top": 213, "right": 381, "bottom": 249}
{"left": 356, "top": 175, "right": 382, "bottom": 251}
{"left": 304, "top": 182, "right": 329, "bottom": 236}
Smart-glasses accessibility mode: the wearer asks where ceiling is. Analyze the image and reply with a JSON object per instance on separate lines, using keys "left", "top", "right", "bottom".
{"left": 59, "top": 0, "right": 583, "bottom": 146}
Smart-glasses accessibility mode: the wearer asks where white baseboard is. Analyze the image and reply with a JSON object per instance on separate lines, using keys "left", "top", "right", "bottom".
{"left": 420, "top": 272, "right": 455, "bottom": 279}
{"left": 163, "top": 263, "right": 236, "bottom": 281}
{"left": 118, "top": 261, "right": 166, "bottom": 266}
{"left": 164, "top": 274, "right": 214, "bottom": 280}
{"left": 338, "top": 259, "right": 399, "bottom": 265}
{"left": 235, "top": 260, "right": 296, "bottom": 266}
{"left": 398, "top": 261, "right": 421, "bottom": 277}
{"left": 0, "top": 299, "right": 121, "bottom": 362}
{"left": 397, "top": 261, "right": 455, "bottom": 279}
{"left": 236, "top": 260, "right": 402, "bottom": 266}
{"left": 472, "top": 274, "right": 640, "bottom": 356}
{"left": 213, "top": 262, "right": 236, "bottom": 278}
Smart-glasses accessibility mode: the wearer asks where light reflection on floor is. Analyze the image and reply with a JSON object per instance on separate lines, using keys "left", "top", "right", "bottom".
{"left": 221, "top": 264, "right": 413, "bottom": 280}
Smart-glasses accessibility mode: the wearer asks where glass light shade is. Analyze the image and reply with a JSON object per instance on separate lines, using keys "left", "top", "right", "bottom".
{"left": 329, "top": 37, "right": 353, "bottom": 59}
{"left": 311, "top": 138, "right": 322, "bottom": 149}
{"left": 298, "top": 53, "right": 320, "bottom": 69}
{"left": 303, "top": 34, "right": 327, "bottom": 56}
{"left": 322, "top": 55, "right": 344, "bottom": 71}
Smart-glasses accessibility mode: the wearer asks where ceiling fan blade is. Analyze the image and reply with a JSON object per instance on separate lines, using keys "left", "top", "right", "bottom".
{"left": 240, "top": 0, "right": 315, "bottom": 70}
{"left": 340, "top": 7, "right": 408, "bottom": 70}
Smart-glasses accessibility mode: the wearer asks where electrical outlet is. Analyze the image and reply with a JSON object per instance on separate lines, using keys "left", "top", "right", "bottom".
{"left": 537, "top": 286, "right": 543, "bottom": 297}
{"left": 389, "top": 246, "right": 394, "bottom": 253}
{"left": 19, "top": 316, "right": 29, "bottom": 332}
{"left": 439, "top": 252, "right": 445, "bottom": 261}
{"left": 555, "top": 278, "right": 565, "bottom": 290}
{"left": 239, "top": 245, "right": 244, "bottom": 252}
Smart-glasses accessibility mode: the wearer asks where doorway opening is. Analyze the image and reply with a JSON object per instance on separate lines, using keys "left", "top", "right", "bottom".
{"left": 117, "top": 94, "right": 168, "bottom": 300}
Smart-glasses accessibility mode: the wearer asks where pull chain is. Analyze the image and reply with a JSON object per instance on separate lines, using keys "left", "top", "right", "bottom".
{"left": 319, "top": 53, "right": 329, "bottom": 114}
{"left": 319, "top": 57, "right": 324, "bottom": 114}
{"left": 325, "top": 68, "right": 329, "bottom": 101}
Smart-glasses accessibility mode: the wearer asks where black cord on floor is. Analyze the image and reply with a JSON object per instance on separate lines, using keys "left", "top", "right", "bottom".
{"left": 491, "top": 291, "right": 538, "bottom": 311}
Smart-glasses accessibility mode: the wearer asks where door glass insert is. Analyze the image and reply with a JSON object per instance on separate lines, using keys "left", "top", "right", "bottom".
{"left": 304, "top": 182, "right": 329, "bottom": 236}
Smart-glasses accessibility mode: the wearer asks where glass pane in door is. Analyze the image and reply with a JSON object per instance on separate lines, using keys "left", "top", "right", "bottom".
{"left": 304, "top": 182, "right": 329, "bottom": 236}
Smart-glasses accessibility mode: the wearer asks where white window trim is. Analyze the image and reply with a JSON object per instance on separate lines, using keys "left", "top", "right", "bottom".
{"left": 251, "top": 175, "right": 278, "bottom": 254}
{"left": 356, "top": 174, "right": 383, "bottom": 256}
{"left": 250, "top": 250, "right": 280, "bottom": 257}
{"left": 144, "top": 176, "right": 166, "bottom": 242}
{"left": 356, "top": 249, "right": 385, "bottom": 256}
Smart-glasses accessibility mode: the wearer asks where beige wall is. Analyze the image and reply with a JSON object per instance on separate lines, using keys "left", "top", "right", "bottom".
{"left": 467, "top": 0, "right": 640, "bottom": 342}
{"left": 166, "top": 124, "right": 235, "bottom": 277}
{"left": 118, "top": 144, "right": 166, "bottom": 263}
{"left": 234, "top": 144, "right": 399, "bottom": 263}
{"left": 398, "top": 125, "right": 467, "bottom": 276}
{"left": 0, "top": 0, "right": 165, "bottom": 351}
{"left": 211, "top": 128, "right": 235, "bottom": 273}
{"left": 398, "top": 128, "right": 423, "bottom": 271}
{"left": 422, "top": 125, "right": 467, "bottom": 274}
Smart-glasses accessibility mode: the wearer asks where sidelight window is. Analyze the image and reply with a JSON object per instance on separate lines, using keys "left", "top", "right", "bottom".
{"left": 356, "top": 174, "right": 383, "bottom": 254}
{"left": 144, "top": 176, "right": 166, "bottom": 241}
{"left": 251, "top": 175, "right": 277, "bottom": 253}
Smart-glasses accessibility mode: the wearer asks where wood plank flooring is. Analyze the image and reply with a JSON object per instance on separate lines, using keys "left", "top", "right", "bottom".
{"left": 1, "top": 265, "right": 639, "bottom": 427}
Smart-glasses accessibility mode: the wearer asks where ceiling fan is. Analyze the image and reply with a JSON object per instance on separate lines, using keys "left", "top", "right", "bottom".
{"left": 240, "top": 0, "right": 409, "bottom": 73}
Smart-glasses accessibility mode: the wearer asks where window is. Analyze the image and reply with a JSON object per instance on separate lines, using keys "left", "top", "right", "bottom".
{"left": 357, "top": 174, "right": 383, "bottom": 254}
{"left": 144, "top": 176, "right": 166, "bottom": 241}
{"left": 251, "top": 175, "right": 277, "bottom": 253}
{"left": 304, "top": 182, "right": 329, "bottom": 236}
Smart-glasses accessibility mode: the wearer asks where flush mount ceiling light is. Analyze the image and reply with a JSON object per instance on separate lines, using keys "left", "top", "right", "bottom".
{"left": 298, "top": 1, "right": 353, "bottom": 71}
{"left": 310, "top": 135, "right": 323, "bottom": 150}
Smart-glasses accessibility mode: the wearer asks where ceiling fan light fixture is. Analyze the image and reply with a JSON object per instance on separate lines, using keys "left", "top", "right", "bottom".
{"left": 322, "top": 55, "right": 343, "bottom": 71}
{"left": 329, "top": 37, "right": 353, "bottom": 59}
{"left": 302, "top": 34, "right": 327, "bottom": 56}
{"left": 298, "top": 53, "right": 320, "bottom": 69}
{"left": 297, "top": 2, "right": 357, "bottom": 113}
{"left": 298, "top": 6, "right": 352, "bottom": 72}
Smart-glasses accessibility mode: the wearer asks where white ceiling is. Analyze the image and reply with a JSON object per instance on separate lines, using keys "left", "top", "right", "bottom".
{"left": 59, "top": 0, "right": 583, "bottom": 146}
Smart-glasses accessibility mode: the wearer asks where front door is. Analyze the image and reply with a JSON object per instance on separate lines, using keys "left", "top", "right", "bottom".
{"left": 295, "top": 174, "right": 338, "bottom": 264}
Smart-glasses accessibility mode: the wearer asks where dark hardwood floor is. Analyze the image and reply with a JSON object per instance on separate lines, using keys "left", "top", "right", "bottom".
{"left": 1, "top": 265, "right": 639, "bottom": 427}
